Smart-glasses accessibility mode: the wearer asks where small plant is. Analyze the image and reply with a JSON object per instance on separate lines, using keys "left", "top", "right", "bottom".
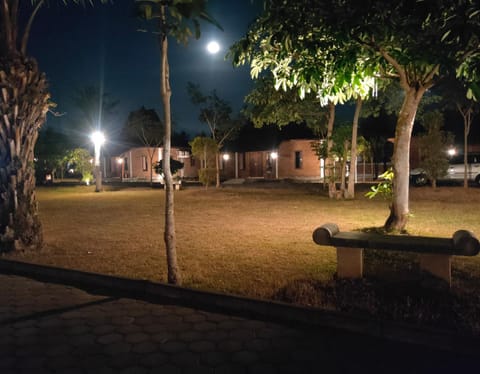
{"left": 365, "top": 168, "right": 394, "bottom": 201}
{"left": 82, "top": 171, "right": 93, "bottom": 185}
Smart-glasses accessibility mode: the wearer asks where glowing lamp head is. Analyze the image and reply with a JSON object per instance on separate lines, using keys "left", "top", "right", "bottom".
{"left": 91, "top": 131, "right": 105, "bottom": 147}
{"left": 270, "top": 152, "right": 278, "bottom": 160}
{"left": 222, "top": 153, "right": 230, "bottom": 161}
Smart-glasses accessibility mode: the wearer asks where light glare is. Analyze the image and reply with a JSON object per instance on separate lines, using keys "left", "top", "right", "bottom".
{"left": 91, "top": 131, "right": 105, "bottom": 146}
{"left": 206, "top": 41, "right": 220, "bottom": 54}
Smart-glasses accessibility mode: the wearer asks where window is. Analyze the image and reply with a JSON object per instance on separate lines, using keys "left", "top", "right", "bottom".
{"left": 142, "top": 155, "right": 148, "bottom": 171}
{"left": 190, "top": 157, "right": 196, "bottom": 167}
{"left": 124, "top": 158, "right": 129, "bottom": 171}
{"left": 295, "top": 151, "right": 303, "bottom": 169}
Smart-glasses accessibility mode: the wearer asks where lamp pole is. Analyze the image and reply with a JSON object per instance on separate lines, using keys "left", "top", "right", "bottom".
{"left": 271, "top": 151, "right": 278, "bottom": 179}
{"left": 91, "top": 131, "right": 105, "bottom": 192}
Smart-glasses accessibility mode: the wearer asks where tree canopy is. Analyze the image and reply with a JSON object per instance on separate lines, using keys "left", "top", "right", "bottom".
{"left": 243, "top": 75, "right": 329, "bottom": 132}
{"left": 231, "top": 0, "right": 480, "bottom": 231}
{"left": 70, "top": 85, "right": 119, "bottom": 144}
{"left": 122, "top": 106, "right": 163, "bottom": 148}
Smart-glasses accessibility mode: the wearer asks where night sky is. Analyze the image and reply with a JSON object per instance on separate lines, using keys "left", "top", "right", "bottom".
{"left": 28, "top": 0, "right": 261, "bottom": 145}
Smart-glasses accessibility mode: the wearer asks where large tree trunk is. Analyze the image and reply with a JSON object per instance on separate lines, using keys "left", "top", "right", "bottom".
{"left": 346, "top": 97, "right": 362, "bottom": 199}
{"left": 325, "top": 102, "right": 337, "bottom": 198}
{"left": 384, "top": 87, "right": 425, "bottom": 232}
{"left": 160, "top": 28, "right": 181, "bottom": 284}
{"left": 0, "top": 56, "right": 48, "bottom": 252}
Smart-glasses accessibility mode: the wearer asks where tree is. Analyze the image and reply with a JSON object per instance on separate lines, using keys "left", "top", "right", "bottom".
{"left": 172, "top": 130, "right": 190, "bottom": 148}
{"left": 231, "top": 0, "right": 480, "bottom": 231}
{"left": 243, "top": 77, "right": 345, "bottom": 198}
{"left": 64, "top": 148, "right": 94, "bottom": 184}
{"left": 437, "top": 78, "right": 480, "bottom": 188}
{"left": 243, "top": 75, "right": 338, "bottom": 193}
{"left": 457, "top": 99, "right": 479, "bottom": 188}
{"left": 331, "top": 124, "right": 353, "bottom": 197}
{"left": 0, "top": 0, "right": 108, "bottom": 252}
{"left": 187, "top": 82, "right": 237, "bottom": 188}
{"left": 189, "top": 136, "right": 217, "bottom": 188}
{"left": 417, "top": 112, "right": 453, "bottom": 188}
{"left": 35, "top": 127, "right": 74, "bottom": 182}
{"left": 243, "top": 75, "right": 329, "bottom": 130}
{"left": 68, "top": 86, "right": 119, "bottom": 151}
{"left": 312, "top": 122, "right": 353, "bottom": 197}
{"left": 122, "top": 106, "right": 164, "bottom": 185}
{"left": 230, "top": 2, "right": 376, "bottom": 199}
{"left": 135, "top": 0, "right": 221, "bottom": 285}
{"left": 70, "top": 85, "right": 119, "bottom": 145}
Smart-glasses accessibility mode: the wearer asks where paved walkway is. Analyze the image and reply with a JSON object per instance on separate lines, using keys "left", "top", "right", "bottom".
{"left": 0, "top": 273, "right": 477, "bottom": 373}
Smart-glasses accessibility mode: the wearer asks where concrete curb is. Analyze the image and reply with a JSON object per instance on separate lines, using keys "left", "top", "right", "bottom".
{"left": 1, "top": 259, "right": 478, "bottom": 354}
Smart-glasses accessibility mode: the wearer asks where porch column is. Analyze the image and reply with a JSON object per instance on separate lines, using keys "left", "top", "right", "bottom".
{"left": 235, "top": 152, "right": 239, "bottom": 179}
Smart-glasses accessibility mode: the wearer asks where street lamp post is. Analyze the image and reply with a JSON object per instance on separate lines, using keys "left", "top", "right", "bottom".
{"left": 117, "top": 157, "right": 124, "bottom": 182}
{"left": 91, "top": 131, "right": 105, "bottom": 192}
{"left": 271, "top": 151, "right": 278, "bottom": 179}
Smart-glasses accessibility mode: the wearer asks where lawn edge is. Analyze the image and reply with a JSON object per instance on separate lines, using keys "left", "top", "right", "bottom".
{"left": 0, "top": 258, "right": 478, "bottom": 354}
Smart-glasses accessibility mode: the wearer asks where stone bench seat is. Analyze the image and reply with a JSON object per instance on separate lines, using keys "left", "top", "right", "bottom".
{"left": 312, "top": 223, "right": 480, "bottom": 286}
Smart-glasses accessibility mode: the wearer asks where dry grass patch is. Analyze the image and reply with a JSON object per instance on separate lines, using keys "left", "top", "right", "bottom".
{"left": 5, "top": 183, "right": 480, "bottom": 332}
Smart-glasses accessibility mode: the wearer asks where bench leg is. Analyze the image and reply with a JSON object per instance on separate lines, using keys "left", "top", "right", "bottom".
{"left": 419, "top": 254, "right": 452, "bottom": 286}
{"left": 337, "top": 247, "right": 363, "bottom": 278}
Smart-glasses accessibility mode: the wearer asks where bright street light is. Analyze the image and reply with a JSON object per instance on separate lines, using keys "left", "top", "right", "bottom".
{"left": 447, "top": 147, "right": 456, "bottom": 157}
{"left": 90, "top": 131, "right": 105, "bottom": 192}
{"left": 270, "top": 151, "right": 279, "bottom": 179}
{"left": 91, "top": 131, "right": 105, "bottom": 166}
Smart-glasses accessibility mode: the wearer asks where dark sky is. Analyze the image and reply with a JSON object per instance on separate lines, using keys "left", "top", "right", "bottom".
{"left": 28, "top": 1, "right": 261, "bottom": 144}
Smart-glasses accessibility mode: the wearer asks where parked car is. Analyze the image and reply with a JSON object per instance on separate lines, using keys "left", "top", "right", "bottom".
{"left": 410, "top": 153, "right": 480, "bottom": 186}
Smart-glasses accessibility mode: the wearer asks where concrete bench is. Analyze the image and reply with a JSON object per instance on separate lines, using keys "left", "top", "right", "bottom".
{"left": 163, "top": 181, "right": 182, "bottom": 190}
{"left": 312, "top": 223, "right": 480, "bottom": 286}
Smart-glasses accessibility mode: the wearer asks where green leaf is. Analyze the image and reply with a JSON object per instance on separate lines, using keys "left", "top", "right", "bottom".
{"left": 440, "top": 29, "right": 451, "bottom": 42}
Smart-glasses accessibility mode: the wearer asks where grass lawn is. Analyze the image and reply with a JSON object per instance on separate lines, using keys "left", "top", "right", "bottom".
{"left": 5, "top": 182, "right": 480, "bottom": 331}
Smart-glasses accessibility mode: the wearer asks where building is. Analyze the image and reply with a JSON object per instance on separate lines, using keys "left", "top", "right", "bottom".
{"left": 109, "top": 147, "right": 198, "bottom": 182}
{"left": 109, "top": 139, "right": 385, "bottom": 184}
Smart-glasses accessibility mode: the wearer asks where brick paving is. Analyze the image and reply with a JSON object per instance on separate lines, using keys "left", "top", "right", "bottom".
{"left": 0, "top": 273, "right": 477, "bottom": 373}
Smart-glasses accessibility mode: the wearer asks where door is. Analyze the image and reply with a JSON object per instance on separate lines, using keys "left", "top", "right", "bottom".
{"left": 248, "top": 152, "right": 263, "bottom": 177}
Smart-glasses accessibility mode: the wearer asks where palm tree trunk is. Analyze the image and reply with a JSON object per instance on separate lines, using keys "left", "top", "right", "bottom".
{"left": 0, "top": 56, "right": 48, "bottom": 251}
{"left": 159, "top": 16, "right": 181, "bottom": 285}
{"left": 385, "top": 87, "right": 424, "bottom": 232}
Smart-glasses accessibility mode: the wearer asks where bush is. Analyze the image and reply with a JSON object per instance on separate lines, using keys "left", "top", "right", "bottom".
{"left": 82, "top": 171, "right": 93, "bottom": 185}
{"left": 198, "top": 168, "right": 216, "bottom": 187}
